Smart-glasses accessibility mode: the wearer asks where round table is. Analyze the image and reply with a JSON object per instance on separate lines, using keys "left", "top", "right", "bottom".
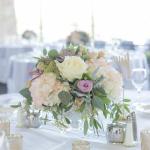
{"left": 0, "top": 45, "right": 34, "bottom": 83}
{"left": 7, "top": 54, "right": 36, "bottom": 93}
{"left": 0, "top": 90, "right": 150, "bottom": 150}
{"left": 6, "top": 50, "right": 43, "bottom": 93}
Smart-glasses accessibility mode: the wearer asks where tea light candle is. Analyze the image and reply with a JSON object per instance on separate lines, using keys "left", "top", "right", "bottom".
{"left": 72, "top": 140, "right": 90, "bottom": 150}
{"left": 141, "top": 129, "right": 150, "bottom": 150}
{"left": 7, "top": 134, "right": 23, "bottom": 150}
{"left": 0, "top": 119, "right": 10, "bottom": 136}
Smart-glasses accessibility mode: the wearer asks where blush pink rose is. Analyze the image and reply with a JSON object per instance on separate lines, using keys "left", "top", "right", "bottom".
{"left": 77, "top": 80, "right": 93, "bottom": 93}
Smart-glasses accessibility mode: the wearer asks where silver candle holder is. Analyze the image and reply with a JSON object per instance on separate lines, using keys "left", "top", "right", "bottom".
{"left": 17, "top": 107, "right": 41, "bottom": 128}
{"left": 106, "top": 122, "right": 126, "bottom": 144}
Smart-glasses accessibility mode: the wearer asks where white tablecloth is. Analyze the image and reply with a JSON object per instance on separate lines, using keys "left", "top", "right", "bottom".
{"left": 0, "top": 90, "right": 150, "bottom": 150}
{"left": 7, "top": 53, "right": 37, "bottom": 93}
{"left": 0, "top": 45, "right": 34, "bottom": 83}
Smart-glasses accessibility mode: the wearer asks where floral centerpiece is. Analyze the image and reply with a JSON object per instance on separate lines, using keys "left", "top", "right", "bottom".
{"left": 20, "top": 45, "right": 130, "bottom": 135}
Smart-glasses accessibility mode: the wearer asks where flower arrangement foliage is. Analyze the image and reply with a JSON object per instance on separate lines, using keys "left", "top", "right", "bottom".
{"left": 20, "top": 45, "right": 130, "bottom": 135}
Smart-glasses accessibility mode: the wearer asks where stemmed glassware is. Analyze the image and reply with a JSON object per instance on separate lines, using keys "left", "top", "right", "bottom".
{"left": 131, "top": 68, "right": 147, "bottom": 94}
{"left": 130, "top": 53, "right": 148, "bottom": 101}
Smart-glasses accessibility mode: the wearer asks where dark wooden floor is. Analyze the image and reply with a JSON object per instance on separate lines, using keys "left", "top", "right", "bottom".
{"left": 0, "top": 83, "right": 7, "bottom": 94}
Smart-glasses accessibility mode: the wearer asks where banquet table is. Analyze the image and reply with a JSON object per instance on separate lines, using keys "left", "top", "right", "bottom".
{"left": 7, "top": 52, "right": 37, "bottom": 93}
{"left": 0, "top": 45, "right": 35, "bottom": 83}
{"left": 0, "top": 90, "right": 150, "bottom": 150}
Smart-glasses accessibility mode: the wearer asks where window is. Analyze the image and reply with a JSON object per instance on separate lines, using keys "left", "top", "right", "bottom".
{"left": 15, "top": 0, "right": 150, "bottom": 43}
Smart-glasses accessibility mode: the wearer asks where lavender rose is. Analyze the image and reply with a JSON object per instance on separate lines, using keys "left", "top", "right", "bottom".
{"left": 77, "top": 80, "right": 93, "bottom": 93}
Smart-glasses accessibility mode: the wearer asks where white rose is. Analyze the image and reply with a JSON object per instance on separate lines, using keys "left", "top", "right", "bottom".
{"left": 96, "top": 66, "right": 123, "bottom": 102}
{"left": 56, "top": 56, "right": 87, "bottom": 81}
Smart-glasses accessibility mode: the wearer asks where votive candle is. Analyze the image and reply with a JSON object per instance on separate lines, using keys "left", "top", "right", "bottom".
{"left": 8, "top": 134, "right": 23, "bottom": 150}
{"left": 0, "top": 119, "right": 10, "bottom": 136}
{"left": 72, "top": 140, "right": 90, "bottom": 150}
{"left": 141, "top": 129, "right": 150, "bottom": 150}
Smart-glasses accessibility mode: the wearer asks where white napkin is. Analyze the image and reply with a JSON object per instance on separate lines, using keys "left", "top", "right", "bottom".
{"left": 0, "top": 131, "right": 9, "bottom": 150}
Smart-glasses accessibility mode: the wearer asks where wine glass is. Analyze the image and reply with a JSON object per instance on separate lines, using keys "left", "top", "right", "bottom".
{"left": 111, "top": 39, "right": 120, "bottom": 51}
{"left": 131, "top": 68, "right": 147, "bottom": 94}
{"left": 130, "top": 52, "right": 149, "bottom": 101}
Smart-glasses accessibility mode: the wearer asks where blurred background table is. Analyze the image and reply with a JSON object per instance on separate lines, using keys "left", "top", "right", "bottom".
{"left": 7, "top": 54, "right": 36, "bottom": 93}
{"left": 6, "top": 50, "right": 43, "bottom": 93}
{"left": 0, "top": 45, "right": 34, "bottom": 83}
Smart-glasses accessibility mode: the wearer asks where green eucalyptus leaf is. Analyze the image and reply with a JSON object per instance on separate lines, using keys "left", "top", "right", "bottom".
{"left": 44, "top": 114, "right": 48, "bottom": 125}
{"left": 94, "top": 76, "right": 104, "bottom": 84}
{"left": 43, "top": 49, "right": 47, "bottom": 56}
{"left": 52, "top": 111, "right": 58, "bottom": 119}
{"left": 114, "top": 112, "right": 120, "bottom": 121}
{"left": 64, "top": 104, "right": 73, "bottom": 112}
{"left": 124, "top": 105, "right": 130, "bottom": 113}
{"left": 82, "top": 73, "right": 92, "bottom": 80}
{"left": 94, "top": 87, "right": 106, "bottom": 97}
{"left": 19, "top": 88, "right": 32, "bottom": 105}
{"left": 93, "top": 119, "right": 101, "bottom": 129}
{"left": 123, "top": 99, "right": 131, "bottom": 103}
{"left": 84, "top": 119, "right": 88, "bottom": 135}
{"left": 10, "top": 102, "right": 21, "bottom": 108}
{"left": 90, "top": 117, "right": 94, "bottom": 127}
{"left": 78, "top": 101, "right": 86, "bottom": 112}
{"left": 75, "top": 46, "right": 80, "bottom": 55}
{"left": 103, "top": 109, "right": 109, "bottom": 118}
{"left": 84, "top": 96, "right": 91, "bottom": 103}
{"left": 48, "top": 49, "right": 59, "bottom": 59}
{"left": 81, "top": 55, "right": 90, "bottom": 61}
{"left": 93, "top": 96, "right": 104, "bottom": 111}
{"left": 101, "top": 96, "right": 111, "bottom": 104}
{"left": 112, "top": 106, "right": 117, "bottom": 112}
{"left": 58, "top": 122, "right": 68, "bottom": 128}
{"left": 110, "top": 112, "right": 114, "bottom": 118}
{"left": 93, "top": 119, "right": 98, "bottom": 129}
{"left": 58, "top": 91, "right": 72, "bottom": 105}
{"left": 71, "top": 91, "right": 87, "bottom": 97}
{"left": 65, "top": 117, "right": 71, "bottom": 124}
{"left": 116, "top": 106, "right": 122, "bottom": 114}
{"left": 98, "top": 87, "right": 106, "bottom": 95}
{"left": 33, "top": 57, "right": 40, "bottom": 60}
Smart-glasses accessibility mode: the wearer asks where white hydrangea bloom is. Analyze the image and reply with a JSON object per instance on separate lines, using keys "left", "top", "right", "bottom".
{"left": 96, "top": 66, "right": 123, "bottom": 103}
{"left": 29, "top": 73, "right": 70, "bottom": 108}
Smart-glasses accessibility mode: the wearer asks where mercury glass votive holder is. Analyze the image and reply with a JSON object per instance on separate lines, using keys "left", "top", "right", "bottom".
{"left": 72, "top": 140, "right": 90, "bottom": 150}
{"left": 0, "top": 119, "right": 10, "bottom": 136}
{"left": 106, "top": 122, "right": 126, "bottom": 144}
{"left": 7, "top": 134, "right": 23, "bottom": 150}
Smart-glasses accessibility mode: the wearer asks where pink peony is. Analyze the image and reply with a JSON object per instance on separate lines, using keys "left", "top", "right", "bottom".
{"left": 77, "top": 80, "right": 93, "bottom": 93}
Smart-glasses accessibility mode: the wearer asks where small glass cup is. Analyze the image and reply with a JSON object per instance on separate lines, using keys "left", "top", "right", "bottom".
{"left": 0, "top": 119, "right": 10, "bottom": 136}
{"left": 141, "top": 129, "right": 150, "bottom": 150}
{"left": 72, "top": 140, "right": 90, "bottom": 150}
{"left": 7, "top": 134, "right": 23, "bottom": 150}
{"left": 106, "top": 122, "right": 126, "bottom": 144}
